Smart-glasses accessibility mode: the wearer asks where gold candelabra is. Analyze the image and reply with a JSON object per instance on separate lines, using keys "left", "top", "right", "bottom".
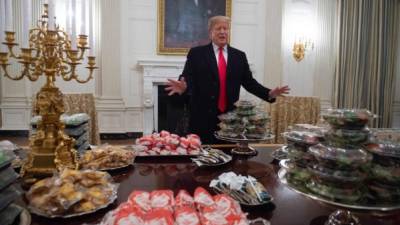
{"left": 0, "top": 4, "right": 97, "bottom": 185}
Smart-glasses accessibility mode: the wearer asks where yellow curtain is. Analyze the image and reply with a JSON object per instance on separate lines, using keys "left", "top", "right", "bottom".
{"left": 267, "top": 96, "right": 321, "bottom": 143}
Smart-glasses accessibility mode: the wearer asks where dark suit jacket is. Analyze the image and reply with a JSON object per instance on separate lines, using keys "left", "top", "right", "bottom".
{"left": 174, "top": 43, "right": 275, "bottom": 144}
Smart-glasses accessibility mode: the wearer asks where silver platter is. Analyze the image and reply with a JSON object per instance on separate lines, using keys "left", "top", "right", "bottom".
{"left": 271, "top": 146, "right": 289, "bottom": 161}
{"left": 278, "top": 169, "right": 400, "bottom": 212}
{"left": 214, "top": 133, "right": 275, "bottom": 142}
{"left": 128, "top": 145, "right": 200, "bottom": 157}
{"left": 81, "top": 158, "right": 135, "bottom": 171}
{"left": 215, "top": 133, "right": 275, "bottom": 156}
{"left": 212, "top": 187, "right": 273, "bottom": 207}
{"left": 29, "top": 184, "right": 118, "bottom": 218}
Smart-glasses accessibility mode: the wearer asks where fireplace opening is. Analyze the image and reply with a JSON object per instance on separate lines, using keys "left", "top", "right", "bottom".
{"left": 157, "top": 85, "right": 188, "bottom": 136}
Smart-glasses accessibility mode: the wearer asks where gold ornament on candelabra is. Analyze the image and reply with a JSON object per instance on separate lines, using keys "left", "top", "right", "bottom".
{"left": 0, "top": 4, "right": 97, "bottom": 185}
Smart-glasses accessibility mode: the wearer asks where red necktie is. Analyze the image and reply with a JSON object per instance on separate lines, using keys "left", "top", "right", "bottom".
{"left": 218, "top": 47, "right": 227, "bottom": 112}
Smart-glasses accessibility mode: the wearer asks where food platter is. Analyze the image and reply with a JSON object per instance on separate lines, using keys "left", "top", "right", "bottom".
{"left": 192, "top": 147, "right": 232, "bottom": 167}
{"left": 271, "top": 146, "right": 289, "bottom": 160}
{"left": 98, "top": 160, "right": 135, "bottom": 171}
{"left": 28, "top": 184, "right": 118, "bottom": 218}
{"left": 128, "top": 145, "right": 201, "bottom": 157}
{"left": 215, "top": 132, "right": 274, "bottom": 156}
{"left": 19, "top": 207, "right": 31, "bottom": 225}
{"left": 278, "top": 168, "right": 400, "bottom": 212}
{"left": 212, "top": 187, "right": 273, "bottom": 207}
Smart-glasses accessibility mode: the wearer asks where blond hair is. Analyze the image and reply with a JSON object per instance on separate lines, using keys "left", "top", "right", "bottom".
{"left": 208, "top": 16, "right": 231, "bottom": 31}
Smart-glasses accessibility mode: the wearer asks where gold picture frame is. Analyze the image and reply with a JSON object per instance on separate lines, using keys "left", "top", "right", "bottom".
{"left": 157, "top": 0, "right": 232, "bottom": 55}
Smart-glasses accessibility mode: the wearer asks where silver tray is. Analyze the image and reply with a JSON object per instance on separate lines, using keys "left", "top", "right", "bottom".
{"left": 278, "top": 168, "right": 400, "bottom": 212}
{"left": 19, "top": 207, "right": 31, "bottom": 225}
{"left": 212, "top": 187, "right": 273, "bottom": 207}
{"left": 82, "top": 159, "right": 135, "bottom": 171}
{"left": 128, "top": 145, "right": 201, "bottom": 157}
{"left": 215, "top": 133, "right": 274, "bottom": 142}
{"left": 271, "top": 146, "right": 289, "bottom": 160}
{"left": 192, "top": 157, "right": 232, "bottom": 167}
{"left": 134, "top": 152, "right": 200, "bottom": 157}
{"left": 192, "top": 148, "right": 232, "bottom": 167}
{"left": 248, "top": 218, "right": 271, "bottom": 225}
{"left": 99, "top": 163, "right": 134, "bottom": 171}
{"left": 28, "top": 184, "right": 118, "bottom": 218}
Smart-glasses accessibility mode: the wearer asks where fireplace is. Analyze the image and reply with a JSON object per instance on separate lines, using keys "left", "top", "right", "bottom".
{"left": 138, "top": 59, "right": 186, "bottom": 134}
{"left": 157, "top": 85, "right": 188, "bottom": 136}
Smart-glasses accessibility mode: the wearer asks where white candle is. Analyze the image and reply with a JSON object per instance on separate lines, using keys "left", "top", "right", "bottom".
{"left": 5, "top": 0, "right": 12, "bottom": 31}
{"left": 0, "top": 0, "right": 5, "bottom": 52}
{"left": 48, "top": 0, "right": 55, "bottom": 30}
{"left": 71, "top": 0, "right": 76, "bottom": 49}
{"left": 80, "top": 0, "right": 86, "bottom": 34}
{"left": 88, "top": 0, "right": 93, "bottom": 55}
{"left": 22, "top": 0, "right": 31, "bottom": 48}
{"left": 66, "top": 0, "right": 71, "bottom": 32}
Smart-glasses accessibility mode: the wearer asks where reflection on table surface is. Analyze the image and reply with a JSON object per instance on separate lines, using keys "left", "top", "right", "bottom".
{"left": 26, "top": 144, "right": 400, "bottom": 225}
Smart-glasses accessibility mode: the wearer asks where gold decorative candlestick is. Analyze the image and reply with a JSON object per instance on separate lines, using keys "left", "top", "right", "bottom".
{"left": 0, "top": 4, "right": 97, "bottom": 185}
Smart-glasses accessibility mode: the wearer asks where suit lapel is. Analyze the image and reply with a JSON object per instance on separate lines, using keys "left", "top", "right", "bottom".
{"left": 226, "top": 45, "right": 233, "bottom": 83}
{"left": 226, "top": 45, "right": 234, "bottom": 106}
{"left": 205, "top": 43, "right": 219, "bottom": 84}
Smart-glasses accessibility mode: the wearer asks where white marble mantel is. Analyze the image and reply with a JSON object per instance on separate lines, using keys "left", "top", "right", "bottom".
{"left": 137, "top": 59, "right": 186, "bottom": 134}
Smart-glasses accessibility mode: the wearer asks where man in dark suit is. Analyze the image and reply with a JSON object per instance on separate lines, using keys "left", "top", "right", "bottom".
{"left": 166, "top": 16, "right": 290, "bottom": 144}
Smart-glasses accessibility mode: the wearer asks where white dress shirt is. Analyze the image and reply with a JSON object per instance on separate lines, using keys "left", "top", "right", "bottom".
{"left": 212, "top": 43, "right": 228, "bottom": 65}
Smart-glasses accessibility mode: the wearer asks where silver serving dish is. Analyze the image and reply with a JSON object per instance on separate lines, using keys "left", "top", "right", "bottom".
{"left": 278, "top": 168, "right": 400, "bottom": 212}
{"left": 128, "top": 145, "right": 200, "bottom": 157}
{"left": 248, "top": 218, "right": 271, "bottom": 225}
{"left": 215, "top": 132, "right": 274, "bottom": 156}
{"left": 28, "top": 184, "right": 118, "bottom": 218}
{"left": 271, "top": 146, "right": 289, "bottom": 160}
{"left": 192, "top": 147, "right": 232, "bottom": 167}
{"left": 98, "top": 161, "right": 134, "bottom": 171}
{"left": 212, "top": 186, "right": 273, "bottom": 207}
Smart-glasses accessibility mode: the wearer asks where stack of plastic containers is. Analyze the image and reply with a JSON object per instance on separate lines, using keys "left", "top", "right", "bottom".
{"left": 307, "top": 109, "right": 373, "bottom": 203}
{"left": 217, "top": 100, "right": 270, "bottom": 139}
{"left": 364, "top": 129, "right": 400, "bottom": 203}
{"left": 31, "top": 113, "right": 90, "bottom": 155}
{"left": 281, "top": 130, "right": 321, "bottom": 184}
{"left": 0, "top": 149, "right": 23, "bottom": 225}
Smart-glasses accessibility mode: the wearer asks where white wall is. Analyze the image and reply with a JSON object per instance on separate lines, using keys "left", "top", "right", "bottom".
{"left": 280, "top": 0, "right": 336, "bottom": 110}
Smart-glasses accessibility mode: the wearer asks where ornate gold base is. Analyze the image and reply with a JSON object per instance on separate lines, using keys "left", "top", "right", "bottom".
{"left": 20, "top": 85, "right": 79, "bottom": 186}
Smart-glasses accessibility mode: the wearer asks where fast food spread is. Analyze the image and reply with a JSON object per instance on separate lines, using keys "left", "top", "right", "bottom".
{"left": 99, "top": 187, "right": 251, "bottom": 225}
{"left": 26, "top": 169, "right": 118, "bottom": 217}
{"left": 80, "top": 145, "right": 135, "bottom": 170}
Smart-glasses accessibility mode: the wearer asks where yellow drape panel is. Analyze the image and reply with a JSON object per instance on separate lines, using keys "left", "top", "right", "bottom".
{"left": 267, "top": 96, "right": 321, "bottom": 143}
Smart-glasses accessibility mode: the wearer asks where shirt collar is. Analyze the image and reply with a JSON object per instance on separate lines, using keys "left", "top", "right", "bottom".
{"left": 212, "top": 42, "right": 227, "bottom": 53}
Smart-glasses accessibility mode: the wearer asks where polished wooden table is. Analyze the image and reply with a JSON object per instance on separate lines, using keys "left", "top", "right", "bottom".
{"left": 28, "top": 144, "right": 400, "bottom": 225}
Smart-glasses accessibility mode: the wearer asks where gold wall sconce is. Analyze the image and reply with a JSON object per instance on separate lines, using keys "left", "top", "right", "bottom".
{"left": 293, "top": 38, "right": 314, "bottom": 62}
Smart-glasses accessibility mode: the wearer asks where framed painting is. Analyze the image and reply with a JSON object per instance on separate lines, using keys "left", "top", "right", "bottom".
{"left": 157, "top": 0, "right": 232, "bottom": 55}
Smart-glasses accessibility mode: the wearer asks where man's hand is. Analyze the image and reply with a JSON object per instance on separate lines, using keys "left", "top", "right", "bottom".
{"left": 165, "top": 77, "right": 187, "bottom": 96}
{"left": 269, "top": 85, "right": 290, "bottom": 99}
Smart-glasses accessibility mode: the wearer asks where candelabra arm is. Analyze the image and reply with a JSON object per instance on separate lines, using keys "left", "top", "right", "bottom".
{"left": 5, "top": 44, "right": 21, "bottom": 59}
{"left": 1, "top": 64, "right": 28, "bottom": 80}
{"left": 72, "top": 69, "right": 95, "bottom": 84}
{"left": 78, "top": 48, "right": 87, "bottom": 60}
{"left": 26, "top": 71, "right": 40, "bottom": 81}
{"left": 60, "top": 65, "right": 75, "bottom": 81}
